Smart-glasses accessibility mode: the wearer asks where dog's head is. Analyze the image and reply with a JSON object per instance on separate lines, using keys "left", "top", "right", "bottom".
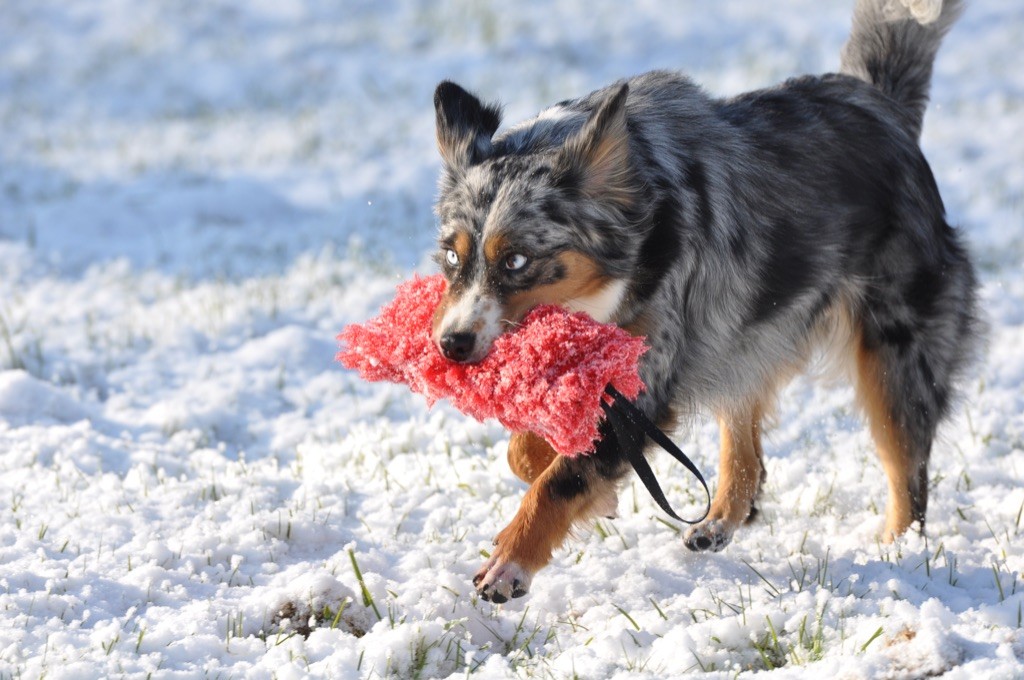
{"left": 430, "top": 80, "right": 637, "bottom": 363}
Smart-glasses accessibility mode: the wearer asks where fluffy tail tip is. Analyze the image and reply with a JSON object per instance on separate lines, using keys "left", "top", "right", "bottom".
{"left": 899, "top": 0, "right": 943, "bottom": 24}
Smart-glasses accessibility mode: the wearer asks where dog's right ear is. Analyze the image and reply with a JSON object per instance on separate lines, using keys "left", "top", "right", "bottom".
{"left": 434, "top": 81, "right": 502, "bottom": 170}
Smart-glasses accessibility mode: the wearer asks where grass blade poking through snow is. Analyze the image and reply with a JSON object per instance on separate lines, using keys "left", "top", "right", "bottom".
{"left": 860, "top": 626, "right": 884, "bottom": 653}
{"left": 349, "top": 548, "right": 382, "bottom": 621}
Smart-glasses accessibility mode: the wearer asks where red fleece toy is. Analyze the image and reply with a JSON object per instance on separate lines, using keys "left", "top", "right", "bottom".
{"left": 336, "top": 275, "right": 647, "bottom": 456}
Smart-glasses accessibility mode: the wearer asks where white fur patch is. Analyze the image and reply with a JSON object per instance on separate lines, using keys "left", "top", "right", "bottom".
{"left": 462, "top": 165, "right": 489, "bottom": 196}
{"left": 437, "top": 283, "right": 504, "bottom": 362}
{"left": 895, "top": 0, "right": 942, "bottom": 24}
{"left": 500, "top": 105, "right": 585, "bottom": 153}
{"left": 534, "top": 105, "right": 575, "bottom": 124}
{"left": 564, "top": 278, "right": 628, "bottom": 323}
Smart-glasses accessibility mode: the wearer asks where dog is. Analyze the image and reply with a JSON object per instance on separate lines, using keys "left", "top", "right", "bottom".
{"left": 428, "top": 0, "right": 979, "bottom": 603}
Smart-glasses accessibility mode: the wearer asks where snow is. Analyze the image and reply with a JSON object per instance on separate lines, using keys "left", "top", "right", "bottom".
{"left": 0, "top": 0, "right": 1022, "bottom": 677}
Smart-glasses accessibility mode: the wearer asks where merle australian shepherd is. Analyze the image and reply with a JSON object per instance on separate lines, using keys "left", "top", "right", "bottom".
{"left": 428, "top": 0, "right": 979, "bottom": 603}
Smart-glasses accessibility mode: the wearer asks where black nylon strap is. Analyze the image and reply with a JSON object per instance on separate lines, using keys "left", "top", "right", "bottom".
{"left": 601, "top": 385, "right": 711, "bottom": 524}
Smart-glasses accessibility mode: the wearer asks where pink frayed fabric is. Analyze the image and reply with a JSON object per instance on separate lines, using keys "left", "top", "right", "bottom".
{"left": 336, "top": 274, "right": 647, "bottom": 456}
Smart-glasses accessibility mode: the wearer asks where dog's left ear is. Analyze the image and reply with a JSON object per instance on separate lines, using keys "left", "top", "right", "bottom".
{"left": 434, "top": 81, "right": 502, "bottom": 170}
{"left": 554, "top": 83, "right": 634, "bottom": 206}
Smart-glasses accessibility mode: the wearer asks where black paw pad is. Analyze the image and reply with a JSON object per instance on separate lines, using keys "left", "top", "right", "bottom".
{"left": 689, "top": 535, "right": 713, "bottom": 551}
{"left": 684, "top": 525, "right": 731, "bottom": 553}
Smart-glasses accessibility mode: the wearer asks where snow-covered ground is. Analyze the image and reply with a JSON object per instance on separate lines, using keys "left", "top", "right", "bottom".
{"left": 1, "top": 0, "right": 1022, "bottom": 677}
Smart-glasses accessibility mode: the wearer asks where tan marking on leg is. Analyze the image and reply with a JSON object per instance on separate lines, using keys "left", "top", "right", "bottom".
{"left": 746, "top": 402, "right": 767, "bottom": 523}
{"left": 854, "top": 335, "right": 914, "bottom": 541}
{"left": 507, "top": 432, "right": 558, "bottom": 484}
{"left": 751, "top": 407, "right": 765, "bottom": 469}
{"left": 684, "top": 398, "right": 771, "bottom": 551}
{"left": 706, "top": 407, "right": 764, "bottom": 529}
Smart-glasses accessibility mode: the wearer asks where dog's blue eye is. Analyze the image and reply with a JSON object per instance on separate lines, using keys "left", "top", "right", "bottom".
{"left": 505, "top": 253, "right": 528, "bottom": 271}
{"left": 445, "top": 249, "right": 459, "bottom": 267}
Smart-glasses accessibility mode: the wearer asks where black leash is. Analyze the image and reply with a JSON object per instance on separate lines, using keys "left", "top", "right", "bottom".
{"left": 601, "top": 385, "right": 711, "bottom": 524}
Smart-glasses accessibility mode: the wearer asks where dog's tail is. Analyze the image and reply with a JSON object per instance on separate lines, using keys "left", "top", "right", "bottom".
{"left": 840, "top": 0, "right": 963, "bottom": 139}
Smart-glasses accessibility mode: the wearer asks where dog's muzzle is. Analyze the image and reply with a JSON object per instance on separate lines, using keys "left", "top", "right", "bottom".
{"left": 440, "top": 332, "right": 477, "bottom": 362}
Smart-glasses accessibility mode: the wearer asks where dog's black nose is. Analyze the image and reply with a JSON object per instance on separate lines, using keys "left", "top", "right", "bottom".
{"left": 440, "top": 332, "right": 476, "bottom": 362}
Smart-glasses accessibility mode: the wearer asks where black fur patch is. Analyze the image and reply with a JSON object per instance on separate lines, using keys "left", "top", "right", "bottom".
{"left": 434, "top": 81, "right": 502, "bottom": 167}
{"left": 631, "top": 195, "right": 683, "bottom": 303}
{"left": 686, "top": 161, "right": 714, "bottom": 236}
{"left": 917, "top": 352, "right": 935, "bottom": 389}
{"left": 749, "top": 221, "right": 817, "bottom": 325}
{"left": 588, "top": 409, "right": 642, "bottom": 481}
{"left": 905, "top": 263, "right": 943, "bottom": 319}
{"left": 541, "top": 196, "right": 571, "bottom": 227}
{"left": 548, "top": 469, "right": 587, "bottom": 501}
{"left": 877, "top": 320, "right": 914, "bottom": 350}
{"left": 543, "top": 423, "right": 629, "bottom": 510}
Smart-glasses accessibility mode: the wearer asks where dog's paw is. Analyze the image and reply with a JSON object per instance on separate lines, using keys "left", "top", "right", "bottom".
{"left": 683, "top": 519, "right": 734, "bottom": 552}
{"left": 472, "top": 555, "right": 533, "bottom": 604}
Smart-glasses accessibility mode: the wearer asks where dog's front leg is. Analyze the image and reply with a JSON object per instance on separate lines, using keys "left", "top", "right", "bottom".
{"left": 683, "top": 405, "right": 766, "bottom": 551}
{"left": 475, "top": 435, "right": 624, "bottom": 602}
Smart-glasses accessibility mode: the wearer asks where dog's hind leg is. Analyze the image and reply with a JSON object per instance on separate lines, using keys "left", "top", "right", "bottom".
{"left": 851, "top": 230, "right": 977, "bottom": 540}
{"left": 746, "top": 406, "right": 768, "bottom": 524}
{"left": 684, "top": 403, "right": 766, "bottom": 552}
{"left": 854, "top": 330, "right": 935, "bottom": 540}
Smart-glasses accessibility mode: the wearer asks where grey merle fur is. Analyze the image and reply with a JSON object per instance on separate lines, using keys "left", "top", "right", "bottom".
{"left": 432, "top": 0, "right": 979, "bottom": 596}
